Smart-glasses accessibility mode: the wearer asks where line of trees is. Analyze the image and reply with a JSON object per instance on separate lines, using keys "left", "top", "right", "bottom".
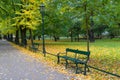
{"left": 0, "top": 0, "right": 120, "bottom": 45}
{"left": 0, "top": 0, "right": 41, "bottom": 47}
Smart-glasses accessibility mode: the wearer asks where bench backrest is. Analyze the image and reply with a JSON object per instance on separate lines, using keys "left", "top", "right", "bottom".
{"left": 66, "top": 48, "right": 90, "bottom": 62}
{"left": 66, "top": 48, "right": 90, "bottom": 55}
{"left": 66, "top": 48, "right": 78, "bottom": 53}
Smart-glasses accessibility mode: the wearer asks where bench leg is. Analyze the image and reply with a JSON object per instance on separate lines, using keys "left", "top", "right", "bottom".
{"left": 32, "top": 49, "right": 36, "bottom": 52}
{"left": 76, "top": 63, "right": 78, "bottom": 74}
{"left": 57, "top": 56, "right": 60, "bottom": 64}
{"left": 33, "top": 49, "right": 36, "bottom": 52}
{"left": 84, "top": 64, "right": 87, "bottom": 75}
{"left": 65, "top": 59, "right": 68, "bottom": 69}
{"left": 87, "top": 66, "right": 90, "bottom": 72}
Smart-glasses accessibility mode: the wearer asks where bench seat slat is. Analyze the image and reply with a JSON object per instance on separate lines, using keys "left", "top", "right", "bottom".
{"left": 66, "top": 57, "right": 86, "bottom": 64}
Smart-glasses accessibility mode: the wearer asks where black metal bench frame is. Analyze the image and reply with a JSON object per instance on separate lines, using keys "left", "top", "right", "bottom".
{"left": 57, "top": 48, "right": 90, "bottom": 75}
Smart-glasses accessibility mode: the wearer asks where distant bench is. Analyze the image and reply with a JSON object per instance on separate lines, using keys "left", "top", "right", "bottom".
{"left": 57, "top": 48, "right": 90, "bottom": 75}
{"left": 29, "top": 43, "right": 40, "bottom": 52}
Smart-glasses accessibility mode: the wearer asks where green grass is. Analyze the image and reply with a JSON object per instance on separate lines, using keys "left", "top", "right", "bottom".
{"left": 28, "top": 39, "right": 120, "bottom": 80}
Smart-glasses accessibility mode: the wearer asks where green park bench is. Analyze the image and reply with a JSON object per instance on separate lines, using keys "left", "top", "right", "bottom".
{"left": 29, "top": 43, "right": 40, "bottom": 52}
{"left": 57, "top": 48, "right": 90, "bottom": 75}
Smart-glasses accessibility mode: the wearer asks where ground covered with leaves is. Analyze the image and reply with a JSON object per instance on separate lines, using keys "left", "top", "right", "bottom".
{"left": 12, "top": 39, "right": 120, "bottom": 80}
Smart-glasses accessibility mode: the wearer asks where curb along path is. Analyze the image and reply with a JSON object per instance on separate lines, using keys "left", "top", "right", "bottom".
{"left": 0, "top": 40, "right": 75, "bottom": 80}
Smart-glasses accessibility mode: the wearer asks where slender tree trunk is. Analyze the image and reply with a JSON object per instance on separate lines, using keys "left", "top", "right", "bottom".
{"left": 88, "top": 29, "right": 95, "bottom": 42}
{"left": 7, "top": 34, "right": 10, "bottom": 41}
{"left": 54, "top": 36, "right": 57, "bottom": 42}
{"left": 23, "top": 28, "right": 27, "bottom": 46}
{"left": 89, "top": 11, "right": 95, "bottom": 42}
{"left": 77, "top": 34, "right": 79, "bottom": 42}
{"left": 110, "top": 34, "right": 115, "bottom": 39}
{"left": 70, "top": 31, "right": 73, "bottom": 42}
{"left": 33, "top": 35, "right": 36, "bottom": 40}
{"left": 53, "top": 35, "right": 59, "bottom": 42}
{"left": 0, "top": 34, "right": 2, "bottom": 39}
{"left": 3, "top": 35, "right": 7, "bottom": 39}
{"left": 85, "top": 1, "right": 90, "bottom": 52}
{"left": 20, "top": 27, "right": 23, "bottom": 45}
{"left": 29, "top": 29, "right": 34, "bottom": 47}
{"left": 10, "top": 34, "right": 13, "bottom": 42}
{"left": 38, "top": 35, "right": 41, "bottom": 40}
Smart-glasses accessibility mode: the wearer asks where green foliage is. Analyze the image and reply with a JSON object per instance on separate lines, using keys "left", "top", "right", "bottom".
{"left": 0, "top": 0, "right": 120, "bottom": 38}
{"left": 45, "top": 0, "right": 70, "bottom": 37}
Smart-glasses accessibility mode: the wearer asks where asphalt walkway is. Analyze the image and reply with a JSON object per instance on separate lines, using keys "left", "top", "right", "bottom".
{"left": 0, "top": 40, "right": 74, "bottom": 80}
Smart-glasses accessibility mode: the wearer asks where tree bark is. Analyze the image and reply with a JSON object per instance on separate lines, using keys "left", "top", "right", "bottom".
{"left": 0, "top": 34, "right": 2, "bottom": 39}
{"left": 3, "top": 35, "right": 7, "bottom": 39}
{"left": 89, "top": 10, "right": 95, "bottom": 42}
{"left": 33, "top": 35, "right": 36, "bottom": 40}
{"left": 15, "top": 30, "right": 19, "bottom": 44}
{"left": 20, "top": 27, "right": 27, "bottom": 47}
{"left": 38, "top": 35, "right": 41, "bottom": 40}
{"left": 70, "top": 31, "right": 73, "bottom": 42}
{"left": 53, "top": 35, "right": 59, "bottom": 42}
{"left": 10, "top": 34, "right": 13, "bottom": 42}
{"left": 29, "top": 29, "right": 34, "bottom": 47}
{"left": 7, "top": 34, "right": 9, "bottom": 41}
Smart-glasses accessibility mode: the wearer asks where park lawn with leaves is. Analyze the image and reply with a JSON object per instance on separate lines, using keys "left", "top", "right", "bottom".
{"left": 12, "top": 39, "right": 120, "bottom": 80}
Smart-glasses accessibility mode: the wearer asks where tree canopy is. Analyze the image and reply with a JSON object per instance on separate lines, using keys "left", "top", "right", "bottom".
{"left": 0, "top": 0, "right": 120, "bottom": 42}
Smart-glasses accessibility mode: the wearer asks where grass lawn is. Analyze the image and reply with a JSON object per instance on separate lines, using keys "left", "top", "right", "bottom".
{"left": 14, "top": 39, "right": 120, "bottom": 80}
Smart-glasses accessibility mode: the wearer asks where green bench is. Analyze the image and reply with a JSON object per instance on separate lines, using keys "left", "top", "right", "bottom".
{"left": 29, "top": 43, "right": 40, "bottom": 52}
{"left": 57, "top": 48, "right": 90, "bottom": 75}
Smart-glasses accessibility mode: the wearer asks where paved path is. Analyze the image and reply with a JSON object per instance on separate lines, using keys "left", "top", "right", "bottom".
{"left": 0, "top": 40, "right": 73, "bottom": 80}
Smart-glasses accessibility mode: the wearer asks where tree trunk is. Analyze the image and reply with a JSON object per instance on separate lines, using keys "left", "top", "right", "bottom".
{"left": 89, "top": 10, "right": 95, "bottom": 42}
{"left": 77, "top": 34, "right": 79, "bottom": 42}
{"left": 3, "top": 35, "right": 7, "bottom": 39}
{"left": 70, "top": 31, "right": 73, "bottom": 42}
{"left": 33, "top": 35, "right": 36, "bottom": 40}
{"left": 7, "top": 34, "right": 10, "bottom": 41}
{"left": 0, "top": 34, "right": 2, "bottom": 39}
{"left": 53, "top": 36, "right": 59, "bottom": 42}
{"left": 15, "top": 30, "right": 19, "bottom": 44}
{"left": 38, "top": 35, "right": 41, "bottom": 40}
{"left": 20, "top": 27, "right": 27, "bottom": 47}
{"left": 88, "top": 29, "right": 95, "bottom": 42}
{"left": 29, "top": 29, "right": 34, "bottom": 47}
{"left": 10, "top": 34, "right": 13, "bottom": 42}
{"left": 110, "top": 34, "right": 115, "bottom": 39}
